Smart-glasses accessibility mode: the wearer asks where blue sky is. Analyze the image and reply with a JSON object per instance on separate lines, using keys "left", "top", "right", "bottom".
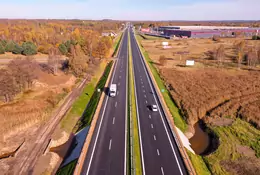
{"left": 0, "top": 0, "right": 259, "bottom": 20}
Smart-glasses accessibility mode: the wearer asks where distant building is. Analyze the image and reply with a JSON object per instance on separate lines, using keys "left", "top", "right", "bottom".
{"left": 102, "top": 32, "right": 117, "bottom": 37}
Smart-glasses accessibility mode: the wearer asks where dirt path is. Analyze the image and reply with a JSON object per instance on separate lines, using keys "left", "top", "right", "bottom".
{"left": 10, "top": 78, "right": 88, "bottom": 175}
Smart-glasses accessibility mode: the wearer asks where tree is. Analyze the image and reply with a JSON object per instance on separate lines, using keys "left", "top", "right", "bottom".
{"left": 68, "top": 55, "right": 88, "bottom": 77}
{"left": 159, "top": 55, "right": 167, "bottom": 66}
{"left": 58, "top": 43, "right": 68, "bottom": 55}
{"left": 246, "top": 48, "right": 257, "bottom": 68}
{"left": 22, "top": 41, "right": 37, "bottom": 55}
{"left": 12, "top": 43, "right": 23, "bottom": 54}
{"left": 235, "top": 41, "right": 245, "bottom": 69}
{"left": 5, "top": 40, "right": 16, "bottom": 52}
{"left": 0, "top": 43, "right": 5, "bottom": 54}
{"left": 0, "top": 69, "right": 18, "bottom": 102}
{"left": 82, "top": 30, "right": 99, "bottom": 57}
{"left": 93, "top": 39, "right": 108, "bottom": 59}
{"left": 48, "top": 48, "right": 60, "bottom": 75}
{"left": 214, "top": 45, "right": 225, "bottom": 65}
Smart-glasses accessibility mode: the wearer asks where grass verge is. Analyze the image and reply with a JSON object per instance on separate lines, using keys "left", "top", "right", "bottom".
{"left": 203, "top": 118, "right": 260, "bottom": 175}
{"left": 129, "top": 32, "right": 142, "bottom": 175}
{"left": 60, "top": 61, "right": 107, "bottom": 133}
{"left": 73, "top": 61, "right": 113, "bottom": 132}
{"left": 56, "top": 159, "right": 78, "bottom": 175}
{"left": 112, "top": 32, "right": 123, "bottom": 57}
{"left": 135, "top": 34, "right": 187, "bottom": 132}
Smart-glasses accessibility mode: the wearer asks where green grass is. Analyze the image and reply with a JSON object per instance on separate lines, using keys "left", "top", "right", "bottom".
{"left": 129, "top": 32, "right": 142, "bottom": 175}
{"left": 56, "top": 159, "right": 78, "bottom": 175}
{"left": 73, "top": 61, "right": 113, "bottom": 132}
{"left": 187, "top": 150, "right": 211, "bottom": 175}
{"left": 135, "top": 34, "right": 187, "bottom": 132}
{"left": 112, "top": 32, "right": 123, "bottom": 57}
{"left": 60, "top": 62, "right": 107, "bottom": 133}
{"left": 203, "top": 118, "right": 260, "bottom": 175}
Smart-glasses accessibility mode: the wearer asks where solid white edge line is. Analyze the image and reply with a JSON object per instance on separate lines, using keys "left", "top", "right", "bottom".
{"left": 133, "top": 33, "right": 184, "bottom": 175}
{"left": 130, "top": 31, "right": 146, "bottom": 175}
{"left": 157, "top": 149, "right": 160, "bottom": 156}
{"left": 124, "top": 27, "right": 129, "bottom": 175}
{"left": 86, "top": 29, "right": 126, "bottom": 175}
{"left": 161, "top": 167, "right": 165, "bottom": 175}
{"left": 113, "top": 117, "right": 115, "bottom": 125}
{"left": 154, "top": 135, "right": 157, "bottom": 141}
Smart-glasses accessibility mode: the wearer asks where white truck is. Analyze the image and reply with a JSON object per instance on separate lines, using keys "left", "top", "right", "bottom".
{"left": 109, "top": 84, "right": 117, "bottom": 97}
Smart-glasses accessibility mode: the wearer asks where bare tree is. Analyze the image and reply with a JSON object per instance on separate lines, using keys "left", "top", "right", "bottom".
{"left": 48, "top": 48, "right": 60, "bottom": 75}
{"left": 247, "top": 48, "right": 257, "bottom": 68}
{"left": 214, "top": 45, "right": 225, "bottom": 65}
{"left": 235, "top": 41, "right": 245, "bottom": 69}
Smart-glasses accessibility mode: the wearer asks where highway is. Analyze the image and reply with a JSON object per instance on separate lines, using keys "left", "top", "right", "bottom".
{"left": 81, "top": 28, "right": 128, "bottom": 175}
{"left": 129, "top": 29, "right": 188, "bottom": 175}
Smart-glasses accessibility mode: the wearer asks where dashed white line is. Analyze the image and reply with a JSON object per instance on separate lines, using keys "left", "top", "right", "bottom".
{"left": 112, "top": 117, "right": 115, "bottom": 125}
{"left": 144, "top": 95, "right": 146, "bottom": 98}
{"left": 117, "top": 91, "right": 119, "bottom": 95}
{"left": 145, "top": 100, "right": 148, "bottom": 104}
{"left": 154, "top": 135, "right": 157, "bottom": 141}
{"left": 109, "top": 139, "right": 112, "bottom": 150}
{"left": 118, "top": 82, "right": 120, "bottom": 86}
{"left": 161, "top": 167, "right": 165, "bottom": 175}
{"left": 151, "top": 124, "right": 154, "bottom": 129}
{"left": 157, "top": 149, "right": 160, "bottom": 156}
{"left": 149, "top": 115, "right": 151, "bottom": 119}
{"left": 115, "top": 102, "right": 117, "bottom": 107}
{"left": 143, "top": 90, "right": 145, "bottom": 93}
{"left": 119, "top": 76, "right": 121, "bottom": 79}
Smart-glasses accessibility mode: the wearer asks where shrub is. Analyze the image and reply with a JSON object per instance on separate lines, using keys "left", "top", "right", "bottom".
{"left": 63, "top": 87, "right": 71, "bottom": 93}
{"left": 0, "top": 43, "right": 5, "bottom": 54}
{"left": 22, "top": 41, "right": 37, "bottom": 55}
{"left": 0, "top": 40, "right": 7, "bottom": 47}
{"left": 212, "top": 35, "right": 220, "bottom": 42}
{"left": 252, "top": 35, "right": 260, "bottom": 40}
{"left": 58, "top": 43, "right": 68, "bottom": 55}
{"left": 12, "top": 44, "right": 23, "bottom": 54}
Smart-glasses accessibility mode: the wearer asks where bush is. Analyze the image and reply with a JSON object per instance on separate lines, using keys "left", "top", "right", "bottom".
{"left": 212, "top": 35, "right": 220, "bottom": 42}
{"left": 0, "top": 43, "right": 5, "bottom": 54}
{"left": 22, "top": 41, "right": 37, "bottom": 55}
{"left": 12, "top": 44, "right": 23, "bottom": 54}
{"left": 58, "top": 43, "right": 68, "bottom": 55}
{"left": 5, "top": 40, "right": 16, "bottom": 52}
{"left": 252, "top": 35, "right": 260, "bottom": 40}
{"left": 0, "top": 40, "right": 7, "bottom": 48}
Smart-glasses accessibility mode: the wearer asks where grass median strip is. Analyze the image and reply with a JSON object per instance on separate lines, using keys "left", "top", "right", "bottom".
{"left": 129, "top": 31, "right": 142, "bottom": 175}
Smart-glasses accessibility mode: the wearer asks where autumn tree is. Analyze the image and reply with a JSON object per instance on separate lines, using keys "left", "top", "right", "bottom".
{"left": 93, "top": 39, "right": 108, "bottom": 59}
{"left": 235, "top": 41, "right": 245, "bottom": 69}
{"left": 82, "top": 30, "right": 99, "bottom": 57}
{"left": 5, "top": 40, "right": 16, "bottom": 52}
{"left": 12, "top": 43, "right": 23, "bottom": 54}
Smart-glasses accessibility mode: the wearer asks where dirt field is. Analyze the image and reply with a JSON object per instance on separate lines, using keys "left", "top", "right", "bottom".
{"left": 138, "top": 35, "right": 260, "bottom": 175}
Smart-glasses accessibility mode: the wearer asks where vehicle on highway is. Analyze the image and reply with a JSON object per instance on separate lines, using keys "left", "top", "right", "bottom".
{"left": 109, "top": 84, "right": 117, "bottom": 97}
{"left": 151, "top": 105, "right": 158, "bottom": 111}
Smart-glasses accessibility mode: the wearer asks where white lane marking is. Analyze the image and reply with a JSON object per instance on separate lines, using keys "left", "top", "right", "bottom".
{"left": 142, "top": 86, "right": 144, "bottom": 88}
{"left": 117, "top": 91, "right": 119, "bottom": 95}
{"left": 154, "top": 135, "right": 157, "bottom": 141}
{"left": 143, "top": 90, "right": 145, "bottom": 93}
{"left": 113, "top": 117, "right": 115, "bottom": 125}
{"left": 145, "top": 100, "right": 148, "bottom": 104}
{"left": 151, "top": 124, "right": 154, "bottom": 129}
{"left": 157, "top": 149, "right": 160, "bottom": 156}
{"left": 119, "top": 76, "right": 121, "bottom": 79}
{"left": 115, "top": 102, "right": 117, "bottom": 107}
{"left": 118, "top": 82, "right": 120, "bottom": 86}
{"left": 149, "top": 115, "right": 151, "bottom": 119}
{"left": 86, "top": 33, "right": 123, "bottom": 174}
{"left": 134, "top": 34, "right": 184, "bottom": 175}
{"left": 161, "top": 167, "right": 165, "bottom": 175}
{"left": 109, "top": 139, "right": 112, "bottom": 150}
{"left": 144, "top": 95, "right": 146, "bottom": 98}
{"left": 141, "top": 82, "right": 143, "bottom": 84}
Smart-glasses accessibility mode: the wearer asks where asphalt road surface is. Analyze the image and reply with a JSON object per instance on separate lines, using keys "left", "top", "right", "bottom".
{"left": 81, "top": 28, "right": 129, "bottom": 175}
{"left": 129, "top": 29, "right": 188, "bottom": 175}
